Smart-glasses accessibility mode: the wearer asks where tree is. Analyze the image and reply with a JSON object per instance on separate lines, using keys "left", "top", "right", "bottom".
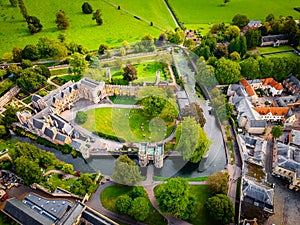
{"left": 55, "top": 10, "right": 70, "bottom": 30}
{"left": 70, "top": 53, "right": 88, "bottom": 75}
{"left": 26, "top": 16, "right": 43, "bottom": 34}
{"left": 61, "top": 163, "right": 74, "bottom": 174}
{"left": 82, "top": 2, "right": 93, "bottom": 14}
{"left": 229, "top": 51, "right": 241, "bottom": 61}
{"left": 155, "top": 177, "right": 196, "bottom": 220}
{"left": 183, "top": 39, "right": 195, "bottom": 50}
{"left": 271, "top": 126, "right": 283, "bottom": 139}
{"left": 258, "top": 57, "right": 274, "bottom": 78}
{"left": 98, "top": 44, "right": 108, "bottom": 55}
{"left": 245, "top": 28, "right": 262, "bottom": 49}
{"left": 129, "top": 186, "right": 146, "bottom": 199}
{"left": 175, "top": 117, "right": 210, "bottom": 163}
{"left": 18, "top": 0, "right": 28, "bottom": 19}
{"left": 205, "top": 194, "right": 234, "bottom": 224}
{"left": 22, "top": 44, "right": 40, "bottom": 60}
{"left": 240, "top": 57, "right": 261, "bottom": 79}
{"left": 207, "top": 172, "right": 229, "bottom": 195}
{"left": 16, "top": 68, "right": 47, "bottom": 93}
{"left": 116, "top": 195, "right": 132, "bottom": 215}
{"left": 75, "top": 111, "right": 88, "bottom": 124}
{"left": 123, "top": 64, "right": 137, "bottom": 81}
{"left": 9, "top": 0, "right": 18, "bottom": 7}
{"left": 215, "top": 57, "right": 241, "bottom": 84}
{"left": 232, "top": 14, "right": 249, "bottom": 28}
{"left": 20, "top": 59, "right": 33, "bottom": 69}
{"left": 128, "top": 197, "right": 150, "bottom": 221}
{"left": 196, "top": 58, "right": 217, "bottom": 87}
{"left": 14, "top": 156, "right": 43, "bottom": 185}
{"left": 92, "top": 9, "right": 103, "bottom": 25}
{"left": 112, "top": 155, "right": 142, "bottom": 186}
{"left": 165, "top": 29, "right": 185, "bottom": 44}
{"left": 37, "top": 65, "right": 51, "bottom": 78}
{"left": 213, "top": 44, "right": 228, "bottom": 58}
{"left": 12, "top": 47, "right": 23, "bottom": 62}
{"left": 225, "top": 25, "right": 240, "bottom": 41}
{"left": 266, "top": 13, "right": 275, "bottom": 23}
{"left": 0, "top": 125, "right": 8, "bottom": 138}
{"left": 3, "top": 106, "right": 18, "bottom": 128}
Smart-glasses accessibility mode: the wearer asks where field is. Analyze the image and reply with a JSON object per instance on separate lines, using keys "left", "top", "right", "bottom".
{"left": 264, "top": 52, "right": 299, "bottom": 58}
{"left": 258, "top": 45, "right": 294, "bottom": 54}
{"left": 100, "top": 184, "right": 167, "bottom": 225}
{"left": 0, "top": 0, "right": 175, "bottom": 56}
{"left": 168, "top": 0, "right": 300, "bottom": 31}
{"left": 81, "top": 107, "right": 174, "bottom": 143}
{"left": 111, "top": 61, "right": 172, "bottom": 85}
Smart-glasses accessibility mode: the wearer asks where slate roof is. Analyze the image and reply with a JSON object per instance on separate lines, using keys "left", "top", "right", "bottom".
{"left": 32, "top": 94, "right": 42, "bottom": 102}
{"left": 32, "top": 118, "right": 45, "bottom": 130}
{"left": 277, "top": 142, "right": 300, "bottom": 170}
{"left": 249, "top": 120, "right": 267, "bottom": 128}
{"left": 57, "top": 202, "right": 84, "bottom": 225}
{"left": 55, "top": 133, "right": 68, "bottom": 143}
{"left": 25, "top": 193, "right": 72, "bottom": 219}
{"left": 79, "top": 77, "right": 105, "bottom": 89}
{"left": 3, "top": 197, "right": 53, "bottom": 225}
{"left": 44, "top": 127, "right": 56, "bottom": 139}
{"left": 285, "top": 75, "right": 300, "bottom": 89}
{"left": 291, "top": 129, "right": 300, "bottom": 146}
{"left": 242, "top": 177, "right": 274, "bottom": 210}
{"left": 82, "top": 208, "right": 117, "bottom": 225}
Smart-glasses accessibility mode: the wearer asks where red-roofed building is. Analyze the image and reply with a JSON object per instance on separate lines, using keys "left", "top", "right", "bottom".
{"left": 240, "top": 78, "right": 257, "bottom": 102}
{"left": 261, "top": 78, "right": 283, "bottom": 96}
{"left": 252, "top": 107, "right": 290, "bottom": 122}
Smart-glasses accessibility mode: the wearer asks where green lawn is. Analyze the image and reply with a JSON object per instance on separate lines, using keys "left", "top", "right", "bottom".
{"left": 111, "top": 61, "right": 172, "bottom": 85}
{"left": 100, "top": 184, "right": 167, "bottom": 225}
{"left": 50, "top": 68, "right": 68, "bottom": 76}
{"left": 81, "top": 107, "right": 174, "bottom": 143}
{"left": 188, "top": 185, "right": 218, "bottom": 225}
{"left": 0, "top": 0, "right": 174, "bottom": 56}
{"left": 51, "top": 74, "right": 82, "bottom": 85}
{"left": 168, "top": 0, "right": 300, "bottom": 24}
{"left": 258, "top": 45, "right": 294, "bottom": 54}
{"left": 264, "top": 52, "right": 299, "bottom": 58}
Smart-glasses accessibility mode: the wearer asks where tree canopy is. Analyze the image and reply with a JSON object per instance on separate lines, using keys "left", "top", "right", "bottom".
{"left": 175, "top": 117, "right": 210, "bottom": 163}
{"left": 70, "top": 53, "right": 88, "bottom": 75}
{"left": 205, "top": 194, "right": 234, "bottom": 224}
{"left": 271, "top": 125, "right": 283, "bottom": 139}
{"left": 155, "top": 177, "right": 196, "bottom": 220}
{"left": 123, "top": 64, "right": 137, "bottom": 81}
{"left": 128, "top": 197, "right": 150, "bottom": 221}
{"left": 55, "top": 10, "right": 70, "bottom": 30}
{"left": 112, "top": 155, "right": 142, "bottom": 186}
{"left": 26, "top": 16, "right": 43, "bottom": 34}
{"left": 75, "top": 111, "right": 88, "bottom": 124}
{"left": 207, "top": 171, "right": 229, "bottom": 196}
{"left": 232, "top": 14, "right": 249, "bottom": 28}
{"left": 116, "top": 195, "right": 132, "bottom": 215}
{"left": 215, "top": 57, "right": 241, "bottom": 84}
{"left": 92, "top": 9, "right": 103, "bottom": 25}
{"left": 82, "top": 2, "right": 93, "bottom": 14}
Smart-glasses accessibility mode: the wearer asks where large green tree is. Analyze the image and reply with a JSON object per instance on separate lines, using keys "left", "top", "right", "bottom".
{"left": 92, "top": 9, "right": 103, "bottom": 25}
{"left": 128, "top": 197, "right": 150, "bottom": 221}
{"left": 175, "top": 117, "right": 210, "bottom": 163}
{"left": 240, "top": 57, "right": 261, "bottom": 79}
{"left": 155, "top": 177, "right": 196, "bottom": 220}
{"left": 26, "top": 16, "right": 43, "bottom": 34}
{"left": 205, "top": 194, "right": 234, "bottom": 225}
{"left": 115, "top": 195, "right": 132, "bottom": 215}
{"left": 82, "top": 2, "right": 93, "bottom": 14}
{"left": 232, "top": 14, "right": 249, "bottom": 28}
{"left": 70, "top": 53, "right": 88, "bottom": 75}
{"left": 75, "top": 111, "right": 88, "bottom": 124}
{"left": 245, "top": 28, "right": 262, "bottom": 49}
{"left": 112, "top": 155, "right": 142, "bottom": 186}
{"left": 12, "top": 46, "right": 23, "bottom": 62}
{"left": 55, "top": 10, "right": 70, "bottom": 30}
{"left": 16, "top": 68, "right": 47, "bottom": 93}
{"left": 215, "top": 57, "right": 241, "bottom": 84}
{"left": 123, "top": 64, "right": 137, "bottom": 81}
{"left": 22, "top": 44, "right": 40, "bottom": 61}
{"left": 207, "top": 172, "right": 229, "bottom": 195}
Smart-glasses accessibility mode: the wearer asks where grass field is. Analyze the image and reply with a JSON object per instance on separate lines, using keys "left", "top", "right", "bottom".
{"left": 81, "top": 107, "right": 174, "bottom": 143}
{"left": 264, "top": 52, "right": 299, "bottom": 58}
{"left": 111, "top": 61, "right": 172, "bottom": 85}
{"left": 258, "top": 45, "right": 294, "bottom": 54}
{"left": 0, "top": 0, "right": 175, "bottom": 56}
{"left": 168, "top": 0, "right": 300, "bottom": 27}
{"left": 100, "top": 184, "right": 167, "bottom": 225}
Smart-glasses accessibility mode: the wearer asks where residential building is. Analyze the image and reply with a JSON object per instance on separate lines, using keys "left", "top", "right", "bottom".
{"left": 252, "top": 107, "right": 292, "bottom": 122}
{"left": 238, "top": 135, "right": 267, "bottom": 167}
{"left": 239, "top": 78, "right": 258, "bottom": 103}
{"left": 260, "top": 78, "right": 283, "bottom": 96}
{"left": 241, "top": 177, "right": 274, "bottom": 220}
{"left": 272, "top": 142, "right": 300, "bottom": 190}
{"left": 283, "top": 75, "right": 300, "bottom": 94}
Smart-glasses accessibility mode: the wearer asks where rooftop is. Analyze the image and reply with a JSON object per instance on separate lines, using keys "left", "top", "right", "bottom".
{"left": 253, "top": 107, "right": 290, "bottom": 116}
{"left": 240, "top": 78, "right": 256, "bottom": 97}
{"left": 261, "top": 78, "right": 283, "bottom": 90}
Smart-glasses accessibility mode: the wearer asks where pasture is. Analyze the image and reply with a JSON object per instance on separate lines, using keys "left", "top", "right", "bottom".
{"left": 168, "top": 0, "right": 300, "bottom": 31}
{"left": 81, "top": 107, "right": 174, "bottom": 143}
{"left": 0, "top": 0, "right": 175, "bottom": 56}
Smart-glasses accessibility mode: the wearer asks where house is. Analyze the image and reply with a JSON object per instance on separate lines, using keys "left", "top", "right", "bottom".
{"left": 272, "top": 142, "right": 300, "bottom": 190}
{"left": 252, "top": 107, "right": 292, "bottom": 122}
{"left": 289, "top": 129, "right": 300, "bottom": 146}
{"left": 241, "top": 177, "right": 274, "bottom": 220}
{"left": 247, "top": 20, "right": 262, "bottom": 28}
{"left": 261, "top": 34, "right": 289, "bottom": 47}
{"left": 239, "top": 78, "right": 257, "bottom": 102}
{"left": 283, "top": 75, "right": 300, "bottom": 94}
{"left": 238, "top": 135, "right": 267, "bottom": 167}
{"left": 260, "top": 78, "right": 283, "bottom": 96}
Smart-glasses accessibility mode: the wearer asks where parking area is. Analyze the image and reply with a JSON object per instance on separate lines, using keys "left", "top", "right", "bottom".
{"left": 0, "top": 170, "right": 23, "bottom": 191}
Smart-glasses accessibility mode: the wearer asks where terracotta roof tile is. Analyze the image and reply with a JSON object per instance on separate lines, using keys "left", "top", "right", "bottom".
{"left": 261, "top": 78, "right": 283, "bottom": 90}
{"left": 253, "top": 107, "right": 289, "bottom": 116}
{"left": 240, "top": 78, "right": 256, "bottom": 96}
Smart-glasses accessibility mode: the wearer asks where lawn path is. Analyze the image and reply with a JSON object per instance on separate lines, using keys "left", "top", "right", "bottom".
{"left": 162, "top": 0, "right": 179, "bottom": 27}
